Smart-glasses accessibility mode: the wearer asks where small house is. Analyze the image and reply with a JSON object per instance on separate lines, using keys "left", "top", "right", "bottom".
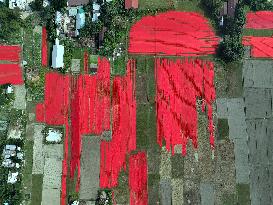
{"left": 9, "top": 0, "right": 27, "bottom": 10}
{"left": 125, "top": 0, "right": 138, "bottom": 9}
{"left": 43, "top": 0, "right": 50, "bottom": 7}
{"left": 67, "top": 0, "right": 89, "bottom": 7}
{"left": 7, "top": 171, "right": 18, "bottom": 184}
{"left": 76, "top": 8, "right": 86, "bottom": 30}
{"left": 220, "top": 0, "right": 238, "bottom": 18}
{"left": 227, "top": 0, "right": 238, "bottom": 17}
{"left": 92, "top": 2, "right": 100, "bottom": 22}
{"left": 55, "top": 11, "right": 63, "bottom": 26}
{"left": 68, "top": 7, "right": 78, "bottom": 16}
{"left": 52, "top": 38, "right": 64, "bottom": 69}
{"left": 46, "top": 128, "right": 62, "bottom": 143}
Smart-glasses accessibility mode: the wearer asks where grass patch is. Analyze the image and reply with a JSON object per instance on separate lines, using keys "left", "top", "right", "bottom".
{"left": 225, "top": 61, "right": 243, "bottom": 98}
{"left": 31, "top": 174, "right": 43, "bottom": 205}
{"left": 22, "top": 140, "right": 33, "bottom": 203}
{"left": 243, "top": 29, "right": 273, "bottom": 37}
{"left": 236, "top": 184, "right": 250, "bottom": 205}
{"left": 217, "top": 119, "right": 229, "bottom": 140}
{"left": 174, "top": 0, "right": 203, "bottom": 13}
{"left": 148, "top": 173, "right": 160, "bottom": 205}
{"left": 111, "top": 55, "right": 126, "bottom": 76}
{"left": 112, "top": 170, "right": 129, "bottom": 204}
{"left": 223, "top": 193, "right": 237, "bottom": 205}
{"left": 171, "top": 154, "right": 184, "bottom": 178}
{"left": 138, "top": 0, "right": 175, "bottom": 10}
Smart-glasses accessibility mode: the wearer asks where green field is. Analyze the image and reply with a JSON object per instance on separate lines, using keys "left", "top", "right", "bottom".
{"left": 22, "top": 140, "right": 34, "bottom": 205}
{"left": 31, "top": 174, "right": 43, "bottom": 205}
{"left": 138, "top": 0, "right": 174, "bottom": 9}
{"left": 243, "top": 28, "right": 273, "bottom": 36}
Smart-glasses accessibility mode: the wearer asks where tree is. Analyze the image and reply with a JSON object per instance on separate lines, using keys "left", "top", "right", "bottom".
{"left": 234, "top": 1, "right": 246, "bottom": 28}
{"left": 248, "top": 0, "right": 273, "bottom": 11}
{"left": 51, "top": 0, "right": 67, "bottom": 10}
{"left": 0, "top": 6, "right": 23, "bottom": 43}
{"left": 29, "top": 0, "right": 43, "bottom": 11}
{"left": 218, "top": 35, "right": 245, "bottom": 62}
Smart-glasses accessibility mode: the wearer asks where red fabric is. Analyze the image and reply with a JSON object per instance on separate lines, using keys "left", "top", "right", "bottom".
{"left": 0, "top": 64, "right": 23, "bottom": 85}
{"left": 0, "top": 45, "right": 21, "bottom": 62}
{"left": 41, "top": 27, "right": 48, "bottom": 67}
{"left": 34, "top": 72, "right": 70, "bottom": 205}
{"left": 100, "top": 60, "right": 136, "bottom": 188}
{"left": 129, "top": 11, "right": 219, "bottom": 56}
{"left": 35, "top": 103, "right": 45, "bottom": 122}
{"left": 246, "top": 11, "right": 273, "bottom": 29}
{"left": 129, "top": 152, "right": 148, "bottom": 205}
{"left": 155, "top": 58, "right": 215, "bottom": 155}
{"left": 70, "top": 57, "right": 111, "bottom": 187}
{"left": 243, "top": 36, "right": 273, "bottom": 58}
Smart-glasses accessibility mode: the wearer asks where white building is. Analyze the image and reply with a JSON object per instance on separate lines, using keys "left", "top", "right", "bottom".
{"left": 92, "top": 2, "right": 100, "bottom": 22}
{"left": 9, "top": 0, "right": 27, "bottom": 9}
{"left": 76, "top": 8, "right": 85, "bottom": 30}
{"left": 46, "top": 128, "right": 62, "bottom": 143}
{"left": 7, "top": 171, "right": 19, "bottom": 184}
{"left": 51, "top": 38, "right": 64, "bottom": 69}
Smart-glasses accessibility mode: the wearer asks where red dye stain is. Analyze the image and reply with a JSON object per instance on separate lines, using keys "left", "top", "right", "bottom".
{"left": 100, "top": 60, "right": 136, "bottom": 188}
{"left": 243, "top": 36, "right": 273, "bottom": 58}
{"left": 155, "top": 58, "right": 216, "bottom": 155}
{"left": 35, "top": 57, "right": 111, "bottom": 205}
{"left": 35, "top": 72, "right": 70, "bottom": 125}
{"left": 84, "top": 51, "right": 89, "bottom": 73}
{"left": 35, "top": 72, "right": 70, "bottom": 205}
{"left": 0, "top": 64, "right": 23, "bottom": 85}
{"left": 129, "top": 152, "right": 148, "bottom": 205}
{"left": 246, "top": 11, "right": 273, "bottom": 29}
{"left": 41, "top": 27, "right": 48, "bottom": 67}
{"left": 70, "top": 57, "right": 111, "bottom": 190}
{"left": 0, "top": 45, "right": 21, "bottom": 62}
{"left": 129, "top": 11, "right": 219, "bottom": 56}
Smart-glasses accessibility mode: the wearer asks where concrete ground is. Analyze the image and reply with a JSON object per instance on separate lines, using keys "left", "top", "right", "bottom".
{"left": 13, "top": 85, "right": 27, "bottom": 110}
{"left": 79, "top": 136, "right": 101, "bottom": 201}
{"left": 32, "top": 124, "right": 45, "bottom": 175}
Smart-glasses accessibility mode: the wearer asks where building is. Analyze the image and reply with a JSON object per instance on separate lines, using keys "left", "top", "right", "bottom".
{"left": 51, "top": 38, "right": 64, "bottom": 69}
{"left": 92, "top": 2, "right": 100, "bottom": 22}
{"left": 220, "top": 0, "right": 238, "bottom": 18}
{"left": 227, "top": 0, "right": 238, "bottom": 17}
{"left": 76, "top": 8, "right": 86, "bottom": 30}
{"left": 46, "top": 128, "right": 62, "bottom": 143}
{"left": 55, "top": 11, "right": 63, "bottom": 26}
{"left": 7, "top": 171, "right": 19, "bottom": 184}
{"left": 125, "top": 0, "right": 138, "bottom": 9}
{"left": 67, "top": 0, "right": 89, "bottom": 7}
{"left": 9, "top": 0, "right": 27, "bottom": 9}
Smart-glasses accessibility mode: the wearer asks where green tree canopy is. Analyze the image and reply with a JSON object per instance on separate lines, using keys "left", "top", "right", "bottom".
{"left": 0, "top": 5, "right": 23, "bottom": 43}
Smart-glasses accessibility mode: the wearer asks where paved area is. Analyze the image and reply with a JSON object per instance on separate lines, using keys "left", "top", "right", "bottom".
{"left": 41, "top": 144, "right": 63, "bottom": 205}
{"left": 200, "top": 182, "right": 214, "bottom": 205}
{"left": 13, "top": 85, "right": 26, "bottom": 110}
{"left": 79, "top": 136, "right": 101, "bottom": 201}
{"left": 71, "top": 59, "right": 81, "bottom": 74}
{"left": 242, "top": 60, "right": 273, "bottom": 89}
{"left": 32, "top": 124, "right": 45, "bottom": 174}
{"left": 242, "top": 55, "right": 273, "bottom": 205}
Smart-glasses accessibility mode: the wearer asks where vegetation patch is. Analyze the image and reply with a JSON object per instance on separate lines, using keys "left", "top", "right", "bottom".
{"left": 171, "top": 154, "right": 184, "bottom": 178}
{"left": 217, "top": 119, "right": 229, "bottom": 140}
{"left": 236, "top": 183, "right": 250, "bottom": 205}
{"left": 31, "top": 174, "right": 43, "bottom": 205}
